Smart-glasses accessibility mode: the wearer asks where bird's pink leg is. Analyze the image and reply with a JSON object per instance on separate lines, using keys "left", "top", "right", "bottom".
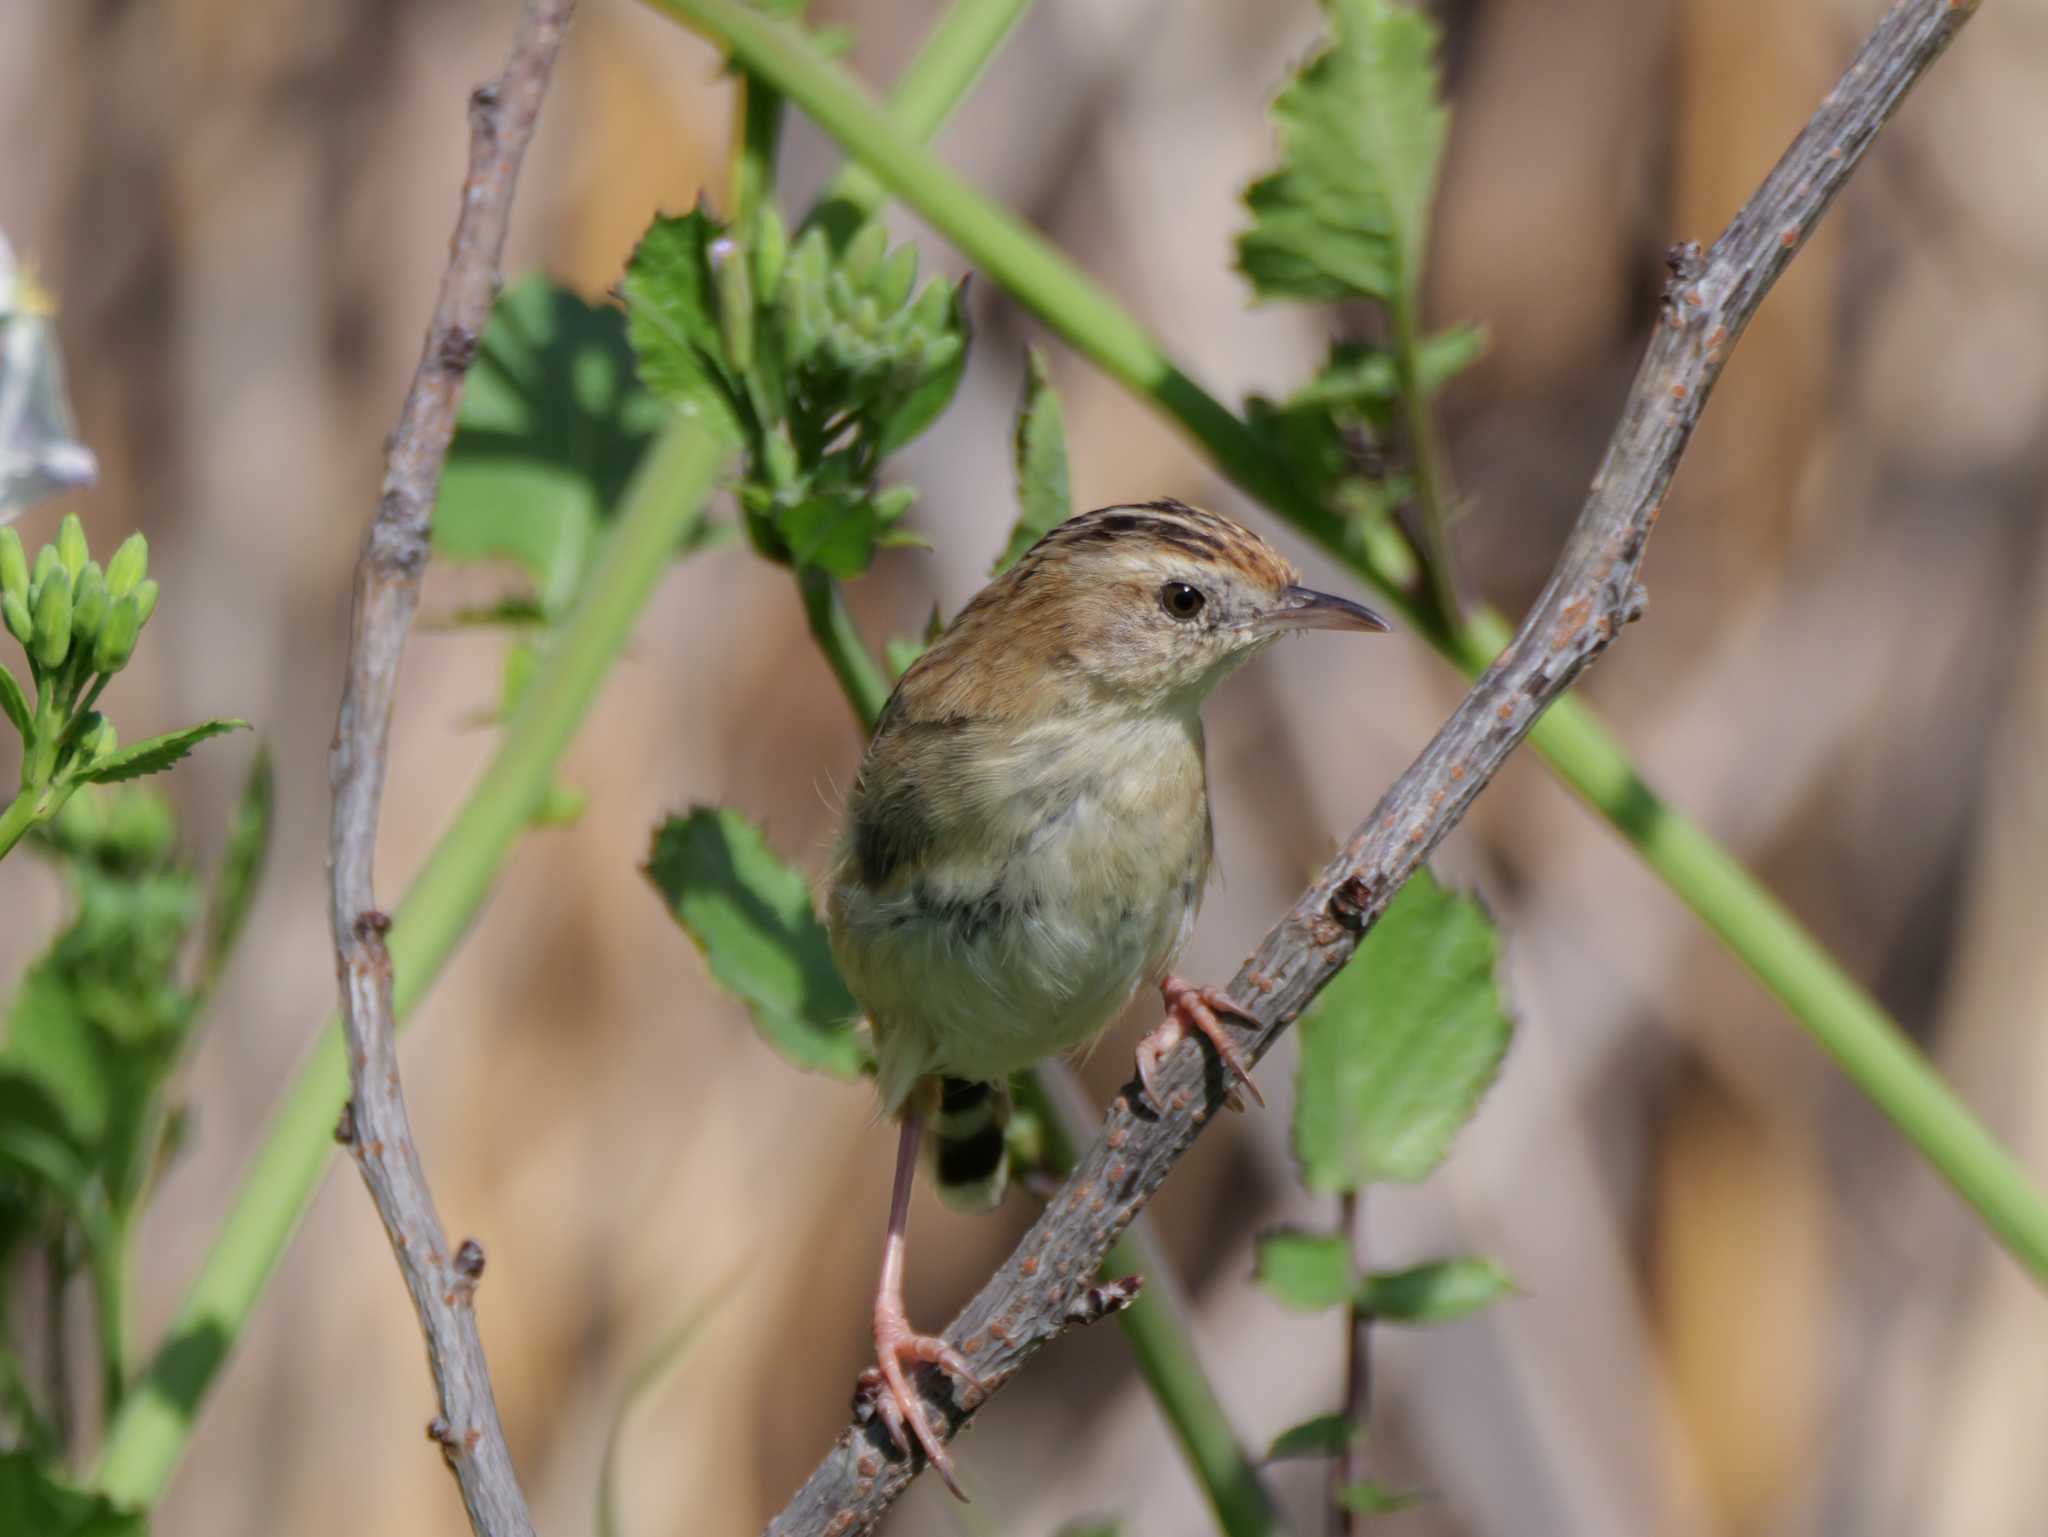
{"left": 860, "top": 1112, "right": 983, "bottom": 1500}
{"left": 1135, "top": 974, "right": 1266, "bottom": 1112}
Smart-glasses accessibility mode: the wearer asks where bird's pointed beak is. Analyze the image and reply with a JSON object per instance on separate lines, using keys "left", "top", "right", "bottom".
{"left": 1263, "top": 586, "right": 1392, "bottom": 635}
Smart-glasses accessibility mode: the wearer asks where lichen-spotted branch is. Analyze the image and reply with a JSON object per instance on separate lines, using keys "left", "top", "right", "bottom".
{"left": 326, "top": 3, "right": 577, "bottom": 1535}
{"left": 762, "top": 1, "right": 1983, "bottom": 1530}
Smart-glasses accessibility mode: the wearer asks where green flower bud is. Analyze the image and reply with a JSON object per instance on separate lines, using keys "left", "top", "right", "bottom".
{"left": 0, "top": 529, "right": 28, "bottom": 602}
{"left": 715, "top": 240, "right": 754, "bottom": 376}
{"left": 909, "top": 280, "right": 954, "bottom": 334}
{"left": 825, "top": 268, "right": 857, "bottom": 320}
{"left": 132, "top": 578, "right": 160, "bottom": 628}
{"left": 751, "top": 205, "right": 787, "bottom": 300}
{"left": 852, "top": 295, "right": 881, "bottom": 338}
{"left": 842, "top": 221, "right": 886, "bottom": 286}
{"left": 3, "top": 592, "right": 31, "bottom": 647}
{"left": 873, "top": 244, "right": 918, "bottom": 312}
{"left": 30, "top": 543, "right": 59, "bottom": 596}
{"left": 57, "top": 513, "right": 89, "bottom": 577}
{"left": 94, "top": 594, "right": 140, "bottom": 674}
{"left": 106, "top": 532, "right": 148, "bottom": 598}
{"left": 76, "top": 711, "right": 115, "bottom": 762}
{"left": 920, "top": 334, "right": 964, "bottom": 378}
{"left": 70, "top": 561, "right": 106, "bottom": 644}
{"left": 32, "top": 566, "right": 72, "bottom": 669}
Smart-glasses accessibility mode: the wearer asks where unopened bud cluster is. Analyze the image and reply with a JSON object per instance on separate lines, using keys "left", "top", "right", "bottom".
{"left": 2, "top": 512, "right": 157, "bottom": 777}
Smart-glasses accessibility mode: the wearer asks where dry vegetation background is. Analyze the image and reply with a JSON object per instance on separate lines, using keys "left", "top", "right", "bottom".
{"left": 3, "top": 0, "right": 2047, "bottom": 1533}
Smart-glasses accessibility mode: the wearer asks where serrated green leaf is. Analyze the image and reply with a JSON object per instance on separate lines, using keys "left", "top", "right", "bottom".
{"left": 200, "top": 744, "right": 273, "bottom": 994}
{"left": 437, "top": 276, "right": 673, "bottom": 617}
{"left": 1266, "top": 1412, "right": 1362, "bottom": 1461}
{"left": 993, "top": 347, "right": 1070, "bottom": 574}
{"left": 1253, "top": 1227, "right": 1356, "bottom": 1312}
{"left": 1292, "top": 867, "right": 1512, "bottom": 1190}
{"left": 779, "top": 491, "right": 888, "bottom": 580}
{"left": 79, "top": 719, "right": 248, "bottom": 785}
{"left": 0, "top": 664, "right": 28, "bottom": 740}
{"left": 1237, "top": 0, "right": 1448, "bottom": 309}
{"left": 0, "top": 1453, "right": 145, "bottom": 1537}
{"left": 622, "top": 212, "right": 747, "bottom": 446}
{"left": 1294, "top": 868, "right": 1507, "bottom": 1188}
{"left": 1337, "top": 1479, "right": 1428, "bottom": 1516}
{"left": 1360, "top": 1257, "right": 1516, "bottom": 1324}
{"left": 645, "top": 808, "right": 868, "bottom": 1080}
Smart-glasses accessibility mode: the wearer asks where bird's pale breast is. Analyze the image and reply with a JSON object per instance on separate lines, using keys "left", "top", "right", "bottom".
{"left": 829, "top": 709, "right": 1211, "bottom": 1111}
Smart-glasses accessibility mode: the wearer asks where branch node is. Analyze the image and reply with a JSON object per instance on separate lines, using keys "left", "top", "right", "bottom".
{"left": 1065, "top": 1274, "right": 1144, "bottom": 1326}
{"left": 353, "top": 908, "right": 395, "bottom": 943}
{"left": 335, "top": 1099, "right": 357, "bottom": 1146}
{"left": 1328, "top": 873, "right": 1379, "bottom": 931}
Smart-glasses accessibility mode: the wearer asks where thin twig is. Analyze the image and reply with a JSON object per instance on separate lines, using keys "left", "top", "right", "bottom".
{"left": 762, "top": 2, "right": 1980, "bottom": 1530}
{"left": 327, "top": 4, "right": 575, "bottom": 1535}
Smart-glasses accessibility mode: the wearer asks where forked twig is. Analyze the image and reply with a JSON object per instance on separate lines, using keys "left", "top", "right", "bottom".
{"left": 764, "top": 2, "right": 1981, "bottom": 1531}
{"left": 327, "top": 2, "right": 577, "bottom": 1533}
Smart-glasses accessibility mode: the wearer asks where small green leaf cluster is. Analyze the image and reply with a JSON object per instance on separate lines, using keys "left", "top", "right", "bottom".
{"left": 0, "top": 516, "right": 246, "bottom": 859}
{"left": 1257, "top": 869, "right": 1517, "bottom": 1505}
{"left": 1236, "top": 0, "right": 1483, "bottom": 579}
{"left": 0, "top": 755, "right": 270, "bottom": 1477}
{"left": 623, "top": 206, "right": 968, "bottom": 579}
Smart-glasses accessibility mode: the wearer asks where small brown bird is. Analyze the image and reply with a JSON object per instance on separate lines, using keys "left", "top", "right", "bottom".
{"left": 826, "top": 499, "right": 1386, "bottom": 1491}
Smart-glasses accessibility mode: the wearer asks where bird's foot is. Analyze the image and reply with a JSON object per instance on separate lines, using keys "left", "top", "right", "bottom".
{"left": 1135, "top": 974, "right": 1265, "bottom": 1113}
{"left": 857, "top": 1299, "right": 983, "bottom": 1499}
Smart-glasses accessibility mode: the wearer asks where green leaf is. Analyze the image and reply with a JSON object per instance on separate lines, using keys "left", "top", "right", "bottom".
{"left": 0, "top": 1071, "right": 95, "bottom": 1210}
{"left": 1360, "top": 1257, "right": 1516, "bottom": 1324}
{"left": 1292, "top": 867, "right": 1512, "bottom": 1190}
{"left": 1337, "top": 1479, "right": 1428, "bottom": 1516}
{"left": 622, "top": 212, "right": 747, "bottom": 447}
{"left": 80, "top": 719, "right": 248, "bottom": 785}
{"left": 0, "top": 664, "right": 28, "bottom": 740}
{"left": 1238, "top": 0, "right": 1448, "bottom": 309}
{"left": 994, "top": 347, "right": 1070, "bottom": 574}
{"left": 1267, "top": 1412, "right": 1362, "bottom": 1461}
{"left": 0, "top": 1453, "right": 145, "bottom": 1537}
{"left": 437, "top": 276, "right": 674, "bottom": 616}
{"left": 644, "top": 808, "right": 868, "bottom": 1080}
{"left": 1253, "top": 1227, "right": 1356, "bottom": 1312}
{"left": 1289, "top": 329, "right": 1483, "bottom": 417}
{"left": 200, "top": 744, "right": 273, "bottom": 993}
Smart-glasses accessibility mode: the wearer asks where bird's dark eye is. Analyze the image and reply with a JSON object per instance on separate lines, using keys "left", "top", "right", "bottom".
{"left": 1159, "top": 581, "right": 1206, "bottom": 620}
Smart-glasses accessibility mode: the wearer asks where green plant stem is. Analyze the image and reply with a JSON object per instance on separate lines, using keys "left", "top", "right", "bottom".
{"left": 794, "top": 575, "right": 1277, "bottom": 1532}
{"left": 92, "top": 0, "right": 1044, "bottom": 1502}
{"left": 798, "top": 568, "right": 893, "bottom": 729}
{"left": 91, "top": 420, "right": 731, "bottom": 1506}
{"left": 1390, "top": 295, "right": 1460, "bottom": 629}
{"left": 0, "top": 784, "right": 45, "bottom": 860}
{"left": 636, "top": 0, "right": 2048, "bottom": 1284}
{"left": 87, "top": 1207, "right": 134, "bottom": 1422}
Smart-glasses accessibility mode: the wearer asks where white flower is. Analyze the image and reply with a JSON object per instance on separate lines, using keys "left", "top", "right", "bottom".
{"left": 0, "top": 231, "right": 99, "bottom": 524}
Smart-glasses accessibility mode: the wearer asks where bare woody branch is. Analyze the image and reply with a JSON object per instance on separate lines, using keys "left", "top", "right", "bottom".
{"left": 763, "top": 1, "right": 1981, "bottom": 1531}
{"left": 327, "top": 3, "right": 576, "bottom": 1535}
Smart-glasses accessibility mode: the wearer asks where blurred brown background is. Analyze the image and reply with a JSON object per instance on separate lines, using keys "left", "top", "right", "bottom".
{"left": 3, "top": 0, "right": 2046, "bottom": 1532}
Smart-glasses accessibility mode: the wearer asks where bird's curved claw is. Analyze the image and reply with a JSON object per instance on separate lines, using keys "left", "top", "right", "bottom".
{"left": 1135, "top": 975, "right": 1265, "bottom": 1113}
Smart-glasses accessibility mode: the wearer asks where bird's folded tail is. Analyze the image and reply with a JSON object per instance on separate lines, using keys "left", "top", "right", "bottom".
{"left": 928, "top": 1076, "right": 1010, "bottom": 1212}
